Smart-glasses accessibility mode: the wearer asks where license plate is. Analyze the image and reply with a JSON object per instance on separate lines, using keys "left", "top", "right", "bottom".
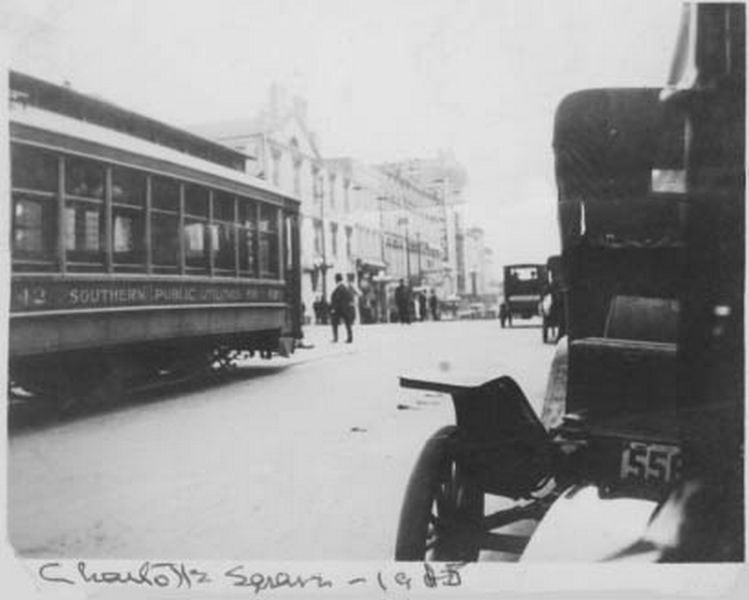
{"left": 619, "top": 441, "right": 682, "bottom": 486}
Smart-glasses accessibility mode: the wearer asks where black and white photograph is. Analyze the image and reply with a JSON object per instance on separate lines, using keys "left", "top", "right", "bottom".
{"left": 0, "top": 0, "right": 745, "bottom": 597}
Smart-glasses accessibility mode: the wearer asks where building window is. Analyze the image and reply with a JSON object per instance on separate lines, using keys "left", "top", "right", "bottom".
{"left": 345, "top": 226, "right": 352, "bottom": 258}
{"left": 291, "top": 138, "right": 302, "bottom": 197}
{"left": 293, "top": 160, "right": 302, "bottom": 197}
{"left": 313, "top": 173, "right": 323, "bottom": 205}
{"left": 329, "top": 174, "right": 336, "bottom": 210}
{"left": 313, "top": 219, "right": 323, "bottom": 255}
{"left": 330, "top": 222, "right": 338, "bottom": 257}
{"left": 272, "top": 150, "right": 281, "bottom": 186}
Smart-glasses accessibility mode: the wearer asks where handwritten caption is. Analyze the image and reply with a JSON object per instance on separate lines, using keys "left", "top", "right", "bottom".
{"left": 38, "top": 561, "right": 465, "bottom": 594}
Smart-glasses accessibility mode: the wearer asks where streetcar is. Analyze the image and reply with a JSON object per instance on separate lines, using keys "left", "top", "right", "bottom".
{"left": 395, "top": 3, "right": 743, "bottom": 562}
{"left": 6, "top": 71, "right": 302, "bottom": 408}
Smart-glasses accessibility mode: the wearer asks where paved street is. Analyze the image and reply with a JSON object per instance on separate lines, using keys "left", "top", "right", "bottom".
{"left": 7, "top": 319, "right": 555, "bottom": 560}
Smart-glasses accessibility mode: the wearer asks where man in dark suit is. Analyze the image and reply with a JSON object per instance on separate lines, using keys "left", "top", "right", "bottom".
{"left": 394, "top": 279, "right": 412, "bottom": 324}
{"left": 330, "top": 273, "right": 354, "bottom": 343}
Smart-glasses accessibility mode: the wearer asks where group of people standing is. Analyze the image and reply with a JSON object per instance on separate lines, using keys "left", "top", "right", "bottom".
{"left": 394, "top": 279, "right": 439, "bottom": 324}
{"left": 319, "top": 275, "right": 442, "bottom": 344}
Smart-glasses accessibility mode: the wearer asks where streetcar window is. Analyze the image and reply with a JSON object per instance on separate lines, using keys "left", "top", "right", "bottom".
{"left": 238, "top": 198, "right": 257, "bottom": 277}
{"left": 63, "top": 156, "right": 105, "bottom": 267}
{"left": 113, "top": 208, "right": 144, "bottom": 264}
{"left": 185, "top": 184, "right": 209, "bottom": 216}
{"left": 10, "top": 144, "right": 58, "bottom": 268}
{"left": 239, "top": 227, "right": 256, "bottom": 276}
{"left": 211, "top": 223, "right": 235, "bottom": 271}
{"left": 65, "top": 157, "right": 105, "bottom": 199}
{"left": 64, "top": 200, "right": 104, "bottom": 264}
{"left": 112, "top": 166, "right": 146, "bottom": 267}
{"left": 184, "top": 184, "right": 209, "bottom": 271}
{"left": 152, "top": 176, "right": 179, "bottom": 211}
{"left": 11, "top": 145, "right": 58, "bottom": 192}
{"left": 112, "top": 166, "right": 146, "bottom": 207}
{"left": 184, "top": 219, "right": 208, "bottom": 269}
{"left": 212, "top": 192, "right": 236, "bottom": 272}
{"left": 151, "top": 176, "right": 180, "bottom": 271}
{"left": 12, "top": 194, "right": 57, "bottom": 260}
{"left": 259, "top": 204, "right": 279, "bottom": 278}
{"left": 213, "top": 192, "right": 235, "bottom": 221}
{"left": 152, "top": 212, "right": 179, "bottom": 267}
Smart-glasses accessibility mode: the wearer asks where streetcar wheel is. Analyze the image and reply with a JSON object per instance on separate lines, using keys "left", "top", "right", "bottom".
{"left": 395, "top": 426, "right": 484, "bottom": 561}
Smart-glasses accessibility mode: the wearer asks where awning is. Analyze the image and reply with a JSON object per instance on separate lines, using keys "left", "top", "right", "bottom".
{"left": 356, "top": 258, "right": 387, "bottom": 271}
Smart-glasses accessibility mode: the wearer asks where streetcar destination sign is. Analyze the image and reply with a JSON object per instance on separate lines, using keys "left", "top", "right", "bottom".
{"left": 11, "top": 279, "right": 286, "bottom": 312}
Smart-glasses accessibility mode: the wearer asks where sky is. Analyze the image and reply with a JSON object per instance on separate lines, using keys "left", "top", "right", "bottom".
{"left": 3, "top": 0, "right": 684, "bottom": 265}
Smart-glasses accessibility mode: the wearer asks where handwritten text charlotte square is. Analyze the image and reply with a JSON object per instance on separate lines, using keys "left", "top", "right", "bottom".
{"left": 38, "top": 561, "right": 464, "bottom": 593}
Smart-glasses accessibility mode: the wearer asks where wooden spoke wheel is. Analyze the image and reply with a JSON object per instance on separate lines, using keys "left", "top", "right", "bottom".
{"left": 395, "top": 426, "right": 484, "bottom": 561}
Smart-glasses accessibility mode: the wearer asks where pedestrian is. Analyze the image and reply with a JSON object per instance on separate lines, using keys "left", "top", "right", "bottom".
{"left": 394, "top": 279, "right": 412, "bottom": 325}
{"left": 346, "top": 273, "right": 361, "bottom": 324}
{"left": 320, "top": 298, "right": 330, "bottom": 325}
{"left": 499, "top": 301, "right": 512, "bottom": 327}
{"left": 418, "top": 291, "right": 427, "bottom": 321}
{"left": 429, "top": 289, "right": 439, "bottom": 321}
{"left": 312, "top": 296, "right": 322, "bottom": 324}
{"left": 330, "top": 273, "right": 354, "bottom": 343}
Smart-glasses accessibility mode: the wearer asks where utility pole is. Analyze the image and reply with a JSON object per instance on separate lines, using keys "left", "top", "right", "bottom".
{"left": 316, "top": 173, "right": 328, "bottom": 304}
{"left": 377, "top": 194, "right": 388, "bottom": 323}
{"left": 402, "top": 211, "right": 411, "bottom": 283}
{"left": 416, "top": 231, "right": 422, "bottom": 285}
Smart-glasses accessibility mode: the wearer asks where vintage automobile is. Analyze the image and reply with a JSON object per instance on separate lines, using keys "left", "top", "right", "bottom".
{"left": 501, "top": 263, "right": 547, "bottom": 326}
{"left": 395, "top": 3, "right": 743, "bottom": 562}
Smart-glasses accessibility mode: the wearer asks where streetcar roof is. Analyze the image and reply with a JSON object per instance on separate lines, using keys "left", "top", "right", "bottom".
{"left": 9, "top": 71, "right": 247, "bottom": 169}
{"left": 8, "top": 70, "right": 297, "bottom": 204}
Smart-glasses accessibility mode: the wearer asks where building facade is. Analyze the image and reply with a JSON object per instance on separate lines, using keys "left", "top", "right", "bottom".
{"left": 379, "top": 152, "right": 469, "bottom": 300}
{"left": 191, "top": 88, "right": 358, "bottom": 323}
{"left": 193, "top": 88, "right": 495, "bottom": 322}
